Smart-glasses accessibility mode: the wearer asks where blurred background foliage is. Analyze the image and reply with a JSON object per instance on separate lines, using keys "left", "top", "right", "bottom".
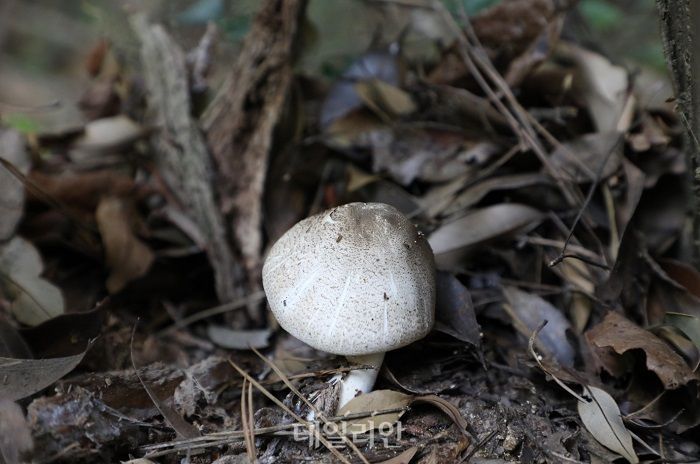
{"left": 0, "top": 0, "right": 665, "bottom": 132}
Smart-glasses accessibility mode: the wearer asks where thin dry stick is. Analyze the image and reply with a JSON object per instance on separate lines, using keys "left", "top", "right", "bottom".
{"left": 250, "top": 347, "right": 371, "bottom": 464}
{"left": 157, "top": 290, "right": 266, "bottom": 335}
{"left": 430, "top": 1, "right": 580, "bottom": 208}
{"left": 241, "top": 379, "right": 256, "bottom": 462}
{"left": 141, "top": 405, "right": 410, "bottom": 456}
{"left": 549, "top": 134, "right": 624, "bottom": 268}
{"left": 228, "top": 359, "right": 353, "bottom": 464}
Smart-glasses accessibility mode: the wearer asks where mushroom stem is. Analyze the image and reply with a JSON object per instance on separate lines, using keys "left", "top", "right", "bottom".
{"left": 337, "top": 352, "right": 385, "bottom": 410}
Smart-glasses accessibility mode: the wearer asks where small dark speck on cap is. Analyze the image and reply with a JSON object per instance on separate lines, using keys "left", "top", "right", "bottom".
{"left": 383, "top": 292, "right": 389, "bottom": 300}
{"left": 283, "top": 299, "right": 287, "bottom": 307}
{"left": 336, "top": 234, "right": 343, "bottom": 243}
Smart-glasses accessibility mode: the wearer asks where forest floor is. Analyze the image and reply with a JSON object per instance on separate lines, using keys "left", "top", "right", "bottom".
{"left": 1, "top": 1, "right": 699, "bottom": 463}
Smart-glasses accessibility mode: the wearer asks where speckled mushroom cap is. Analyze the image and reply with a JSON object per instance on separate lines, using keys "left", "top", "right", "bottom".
{"left": 262, "top": 202, "right": 435, "bottom": 356}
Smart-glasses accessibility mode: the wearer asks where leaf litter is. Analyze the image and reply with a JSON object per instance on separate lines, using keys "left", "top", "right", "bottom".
{"left": 0, "top": 0, "right": 697, "bottom": 462}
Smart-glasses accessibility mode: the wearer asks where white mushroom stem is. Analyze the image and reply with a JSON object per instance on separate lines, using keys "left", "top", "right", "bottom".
{"left": 337, "top": 352, "right": 385, "bottom": 410}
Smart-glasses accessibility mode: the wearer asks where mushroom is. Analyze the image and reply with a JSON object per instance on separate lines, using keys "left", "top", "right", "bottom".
{"left": 262, "top": 202, "right": 435, "bottom": 410}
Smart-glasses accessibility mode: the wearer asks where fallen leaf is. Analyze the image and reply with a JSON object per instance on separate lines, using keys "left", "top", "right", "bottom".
{"left": 438, "top": 173, "right": 549, "bottom": 219}
{"left": 549, "top": 132, "right": 622, "bottom": 183}
{"left": 429, "top": 204, "right": 543, "bottom": 269}
{"left": 71, "top": 115, "right": 147, "bottom": 159}
{"left": 562, "top": 42, "right": 630, "bottom": 132}
{"left": 355, "top": 79, "right": 416, "bottom": 119}
{"left": 320, "top": 51, "right": 401, "bottom": 129}
{"left": 578, "top": 386, "right": 638, "bottom": 464}
{"left": 503, "top": 286, "right": 575, "bottom": 367}
{"left": 434, "top": 272, "right": 481, "bottom": 347}
{"left": 0, "top": 128, "right": 30, "bottom": 241}
{"left": 0, "top": 399, "right": 33, "bottom": 464}
{"left": 413, "top": 394, "right": 470, "bottom": 435}
{"left": 0, "top": 237, "right": 65, "bottom": 326}
{"left": 0, "top": 349, "right": 88, "bottom": 401}
{"left": 665, "top": 312, "right": 700, "bottom": 350}
{"left": 207, "top": 326, "right": 271, "bottom": 350}
{"left": 337, "top": 389, "right": 412, "bottom": 434}
{"left": 586, "top": 311, "right": 699, "bottom": 389}
{"left": 96, "top": 197, "right": 155, "bottom": 293}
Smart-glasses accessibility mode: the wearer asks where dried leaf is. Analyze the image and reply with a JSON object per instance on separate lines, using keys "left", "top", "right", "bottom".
{"left": 337, "top": 389, "right": 412, "bottom": 434}
{"left": 549, "top": 132, "right": 622, "bottom": 183}
{"left": 563, "top": 43, "right": 630, "bottom": 132}
{"left": 96, "top": 197, "right": 155, "bottom": 293}
{"left": 320, "top": 51, "right": 401, "bottom": 128}
{"left": 413, "top": 394, "right": 470, "bottom": 434}
{"left": 207, "top": 326, "right": 271, "bottom": 350}
{"left": 354, "top": 79, "right": 416, "bottom": 119}
{"left": 0, "top": 399, "right": 33, "bottom": 464}
{"left": 0, "top": 237, "right": 65, "bottom": 326}
{"left": 0, "top": 349, "right": 87, "bottom": 401}
{"left": 665, "top": 312, "right": 700, "bottom": 350}
{"left": 578, "top": 386, "right": 638, "bottom": 464}
{"left": 503, "top": 287, "right": 575, "bottom": 367}
{"left": 72, "top": 115, "right": 146, "bottom": 155}
{"left": 0, "top": 128, "right": 30, "bottom": 241}
{"left": 434, "top": 272, "right": 481, "bottom": 346}
{"left": 429, "top": 204, "right": 543, "bottom": 269}
{"left": 586, "top": 311, "right": 699, "bottom": 389}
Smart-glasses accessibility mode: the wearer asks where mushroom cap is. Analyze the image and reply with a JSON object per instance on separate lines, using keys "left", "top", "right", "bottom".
{"left": 262, "top": 202, "right": 435, "bottom": 356}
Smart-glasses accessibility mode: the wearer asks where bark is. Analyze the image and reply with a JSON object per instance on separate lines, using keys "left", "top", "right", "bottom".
{"left": 655, "top": 0, "right": 700, "bottom": 260}
{"left": 204, "top": 0, "right": 307, "bottom": 308}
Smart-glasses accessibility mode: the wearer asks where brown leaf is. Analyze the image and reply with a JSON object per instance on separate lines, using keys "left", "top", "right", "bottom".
{"left": 96, "top": 197, "right": 155, "bottom": 293}
{"left": 0, "top": 400, "right": 33, "bottom": 464}
{"left": 338, "top": 389, "right": 412, "bottom": 434}
{"left": 586, "top": 311, "right": 699, "bottom": 389}
{"left": 28, "top": 170, "right": 137, "bottom": 215}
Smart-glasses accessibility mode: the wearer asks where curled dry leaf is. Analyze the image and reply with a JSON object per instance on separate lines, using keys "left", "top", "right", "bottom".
{"left": 207, "top": 326, "right": 271, "bottom": 350}
{"left": 337, "top": 389, "right": 471, "bottom": 437}
{"left": 0, "top": 348, "right": 88, "bottom": 401}
{"left": 429, "top": 203, "right": 543, "bottom": 269}
{"left": 586, "top": 311, "right": 700, "bottom": 389}
{"left": 0, "top": 128, "right": 30, "bottom": 241}
{"left": 503, "top": 286, "right": 575, "bottom": 367}
{"left": 0, "top": 237, "right": 65, "bottom": 326}
{"left": 96, "top": 197, "right": 155, "bottom": 293}
{"left": 0, "top": 399, "right": 33, "bottom": 464}
{"left": 578, "top": 386, "right": 638, "bottom": 464}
